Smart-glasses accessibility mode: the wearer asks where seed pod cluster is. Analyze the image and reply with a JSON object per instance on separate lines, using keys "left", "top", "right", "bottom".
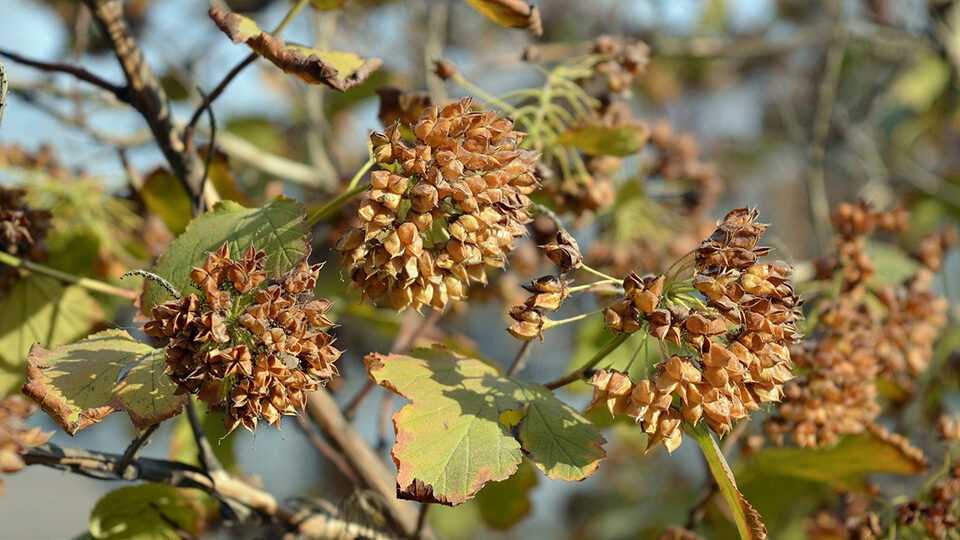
{"left": 896, "top": 464, "right": 960, "bottom": 539}
{"left": 144, "top": 244, "right": 341, "bottom": 432}
{"left": 767, "top": 203, "right": 951, "bottom": 448}
{"left": 0, "top": 187, "right": 51, "bottom": 258}
{"left": 592, "top": 208, "right": 801, "bottom": 452}
{"left": 337, "top": 98, "right": 539, "bottom": 312}
{"left": 591, "top": 35, "right": 650, "bottom": 94}
{"left": 0, "top": 396, "right": 49, "bottom": 495}
{"left": 507, "top": 275, "right": 570, "bottom": 341}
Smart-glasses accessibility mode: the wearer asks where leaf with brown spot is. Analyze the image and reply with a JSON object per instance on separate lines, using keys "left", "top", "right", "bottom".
{"left": 23, "top": 329, "right": 184, "bottom": 435}
{"left": 209, "top": 6, "right": 382, "bottom": 91}
{"left": 465, "top": 0, "right": 542, "bottom": 36}
{"left": 366, "top": 347, "right": 605, "bottom": 506}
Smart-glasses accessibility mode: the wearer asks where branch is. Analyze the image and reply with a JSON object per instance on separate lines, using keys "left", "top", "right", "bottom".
{"left": 0, "top": 48, "right": 128, "bottom": 102}
{"left": 80, "top": 0, "right": 213, "bottom": 208}
{"left": 22, "top": 443, "right": 395, "bottom": 540}
{"left": 0, "top": 61, "right": 7, "bottom": 127}
{"left": 0, "top": 250, "right": 138, "bottom": 300}
{"left": 543, "top": 333, "right": 631, "bottom": 390}
{"left": 185, "top": 399, "right": 224, "bottom": 473}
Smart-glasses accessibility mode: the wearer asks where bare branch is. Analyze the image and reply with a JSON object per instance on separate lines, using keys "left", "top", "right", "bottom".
{"left": 0, "top": 48, "right": 128, "bottom": 102}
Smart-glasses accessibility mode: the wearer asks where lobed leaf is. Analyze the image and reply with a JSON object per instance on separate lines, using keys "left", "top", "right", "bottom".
{"left": 209, "top": 7, "right": 382, "bottom": 91}
{"left": 556, "top": 124, "right": 651, "bottom": 157}
{"left": 141, "top": 197, "right": 308, "bottom": 314}
{"left": 23, "top": 329, "right": 184, "bottom": 435}
{"left": 366, "top": 348, "right": 605, "bottom": 506}
{"left": 465, "top": 0, "right": 542, "bottom": 37}
{"left": 89, "top": 484, "right": 209, "bottom": 540}
{"left": 0, "top": 275, "right": 101, "bottom": 396}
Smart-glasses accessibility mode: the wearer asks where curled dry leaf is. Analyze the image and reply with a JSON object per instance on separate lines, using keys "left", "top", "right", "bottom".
{"left": 209, "top": 6, "right": 382, "bottom": 91}
{"left": 466, "top": 0, "right": 543, "bottom": 37}
{"left": 22, "top": 329, "right": 184, "bottom": 435}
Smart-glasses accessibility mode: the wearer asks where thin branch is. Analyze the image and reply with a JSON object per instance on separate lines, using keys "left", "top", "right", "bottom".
{"left": 185, "top": 398, "right": 224, "bottom": 473}
{"left": 185, "top": 0, "right": 311, "bottom": 139}
{"left": 543, "top": 333, "right": 631, "bottom": 390}
{"left": 506, "top": 340, "right": 533, "bottom": 377}
{"left": 413, "top": 503, "right": 430, "bottom": 540}
{"left": 81, "top": 0, "right": 212, "bottom": 208}
{"left": 115, "top": 423, "right": 160, "bottom": 474}
{"left": 294, "top": 414, "right": 360, "bottom": 484}
{"left": 0, "top": 48, "right": 128, "bottom": 102}
{"left": 22, "top": 443, "right": 395, "bottom": 540}
{"left": 194, "top": 88, "right": 218, "bottom": 216}
{"left": 0, "top": 61, "right": 7, "bottom": 126}
{"left": 0, "top": 250, "right": 137, "bottom": 300}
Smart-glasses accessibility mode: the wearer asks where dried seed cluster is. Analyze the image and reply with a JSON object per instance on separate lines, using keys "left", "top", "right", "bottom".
{"left": 767, "top": 203, "right": 951, "bottom": 448}
{"left": 0, "top": 396, "right": 49, "bottom": 495}
{"left": 507, "top": 275, "right": 570, "bottom": 341}
{"left": 0, "top": 187, "right": 51, "bottom": 258}
{"left": 592, "top": 35, "right": 650, "bottom": 94}
{"left": 591, "top": 208, "right": 801, "bottom": 452}
{"left": 896, "top": 465, "right": 960, "bottom": 539}
{"left": 145, "top": 244, "right": 341, "bottom": 432}
{"left": 337, "top": 98, "right": 538, "bottom": 312}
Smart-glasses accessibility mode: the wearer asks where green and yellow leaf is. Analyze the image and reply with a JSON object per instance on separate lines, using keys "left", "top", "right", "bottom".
{"left": 556, "top": 124, "right": 650, "bottom": 157}
{"left": 89, "top": 484, "right": 211, "bottom": 540}
{"left": 465, "top": 0, "right": 542, "bottom": 36}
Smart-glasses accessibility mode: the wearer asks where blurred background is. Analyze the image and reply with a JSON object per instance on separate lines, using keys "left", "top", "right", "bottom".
{"left": 1, "top": 0, "right": 959, "bottom": 538}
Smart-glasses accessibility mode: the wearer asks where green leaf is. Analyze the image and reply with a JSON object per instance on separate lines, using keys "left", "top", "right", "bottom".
{"left": 570, "top": 318, "right": 654, "bottom": 395}
{"left": 465, "top": 0, "right": 542, "bottom": 36}
{"left": 865, "top": 241, "right": 918, "bottom": 287}
{"left": 140, "top": 168, "right": 192, "bottom": 235}
{"left": 141, "top": 197, "right": 308, "bottom": 313}
{"left": 738, "top": 430, "right": 928, "bottom": 491}
{"left": 556, "top": 125, "right": 650, "bottom": 157}
{"left": 893, "top": 54, "right": 950, "bottom": 111}
{"left": 475, "top": 459, "right": 538, "bottom": 530}
{"left": 366, "top": 348, "right": 605, "bottom": 505}
{"left": 0, "top": 275, "right": 102, "bottom": 396}
{"left": 209, "top": 6, "right": 382, "bottom": 91}
{"left": 89, "top": 484, "right": 208, "bottom": 540}
{"left": 309, "top": 0, "right": 346, "bottom": 10}
{"left": 688, "top": 423, "right": 767, "bottom": 540}
{"left": 22, "top": 329, "right": 184, "bottom": 435}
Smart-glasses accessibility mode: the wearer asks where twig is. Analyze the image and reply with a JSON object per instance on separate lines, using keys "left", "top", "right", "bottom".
{"left": 0, "top": 250, "right": 137, "bottom": 300}
{"left": 80, "top": 0, "right": 212, "bottom": 208}
{"left": 543, "top": 333, "right": 630, "bottom": 390}
{"left": 115, "top": 423, "right": 159, "bottom": 474}
{"left": 807, "top": 0, "right": 848, "bottom": 253}
{"left": 506, "top": 340, "right": 533, "bottom": 376}
{"left": 215, "top": 131, "right": 328, "bottom": 187}
{"left": 412, "top": 503, "right": 430, "bottom": 540}
{"left": 194, "top": 88, "right": 217, "bottom": 216}
{"left": 0, "top": 48, "right": 128, "bottom": 102}
{"left": 22, "top": 443, "right": 395, "bottom": 539}
{"left": 185, "top": 0, "right": 311, "bottom": 140}
{"left": 185, "top": 398, "right": 224, "bottom": 473}
{"left": 0, "top": 61, "right": 7, "bottom": 127}
{"left": 294, "top": 414, "right": 360, "bottom": 484}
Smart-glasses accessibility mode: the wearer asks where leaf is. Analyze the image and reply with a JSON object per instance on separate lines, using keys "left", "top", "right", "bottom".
{"left": 141, "top": 168, "right": 192, "bottom": 235}
{"left": 23, "top": 329, "right": 184, "bottom": 435}
{"left": 689, "top": 423, "right": 767, "bottom": 540}
{"left": 141, "top": 197, "right": 308, "bottom": 314}
{"left": 738, "top": 429, "right": 928, "bottom": 492}
{"left": 893, "top": 54, "right": 950, "bottom": 111}
{"left": 570, "top": 318, "right": 653, "bottom": 394}
{"left": 475, "top": 459, "right": 538, "bottom": 530}
{"left": 209, "top": 6, "right": 382, "bottom": 91}
{"left": 865, "top": 241, "right": 918, "bottom": 287}
{"left": 309, "top": 0, "right": 346, "bottom": 10}
{"left": 89, "top": 484, "right": 209, "bottom": 540}
{"left": 465, "top": 0, "right": 542, "bottom": 37}
{"left": 556, "top": 124, "right": 651, "bottom": 157}
{"left": 0, "top": 275, "right": 101, "bottom": 396}
{"left": 366, "top": 348, "right": 605, "bottom": 505}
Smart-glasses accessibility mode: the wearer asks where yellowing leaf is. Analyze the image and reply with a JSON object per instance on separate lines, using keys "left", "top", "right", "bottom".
{"left": 738, "top": 429, "right": 928, "bottom": 491}
{"left": 309, "top": 0, "right": 346, "bottom": 10}
{"left": 475, "top": 459, "right": 538, "bottom": 530}
{"left": 209, "top": 6, "right": 382, "bottom": 91}
{"left": 23, "top": 329, "right": 184, "bottom": 435}
{"left": 366, "top": 348, "right": 604, "bottom": 505}
{"left": 893, "top": 54, "right": 950, "bottom": 111}
{"left": 141, "top": 168, "right": 192, "bottom": 235}
{"left": 465, "top": 0, "right": 542, "bottom": 37}
{"left": 0, "top": 275, "right": 102, "bottom": 396}
{"left": 141, "top": 198, "right": 308, "bottom": 314}
{"left": 89, "top": 484, "right": 209, "bottom": 540}
{"left": 556, "top": 124, "right": 651, "bottom": 157}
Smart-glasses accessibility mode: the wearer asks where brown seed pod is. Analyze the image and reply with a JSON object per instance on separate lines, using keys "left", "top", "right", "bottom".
{"left": 337, "top": 97, "right": 539, "bottom": 312}
{"left": 0, "top": 395, "right": 50, "bottom": 495}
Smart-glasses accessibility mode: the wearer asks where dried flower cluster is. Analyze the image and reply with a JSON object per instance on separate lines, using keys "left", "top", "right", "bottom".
{"left": 0, "top": 187, "right": 51, "bottom": 258}
{"left": 144, "top": 244, "right": 341, "bottom": 432}
{"left": 590, "top": 208, "right": 801, "bottom": 451}
{"left": 337, "top": 98, "right": 539, "bottom": 311}
{"left": 591, "top": 35, "right": 650, "bottom": 94}
{"left": 767, "top": 202, "right": 952, "bottom": 448}
{"left": 896, "top": 464, "right": 960, "bottom": 539}
{"left": 0, "top": 396, "right": 49, "bottom": 496}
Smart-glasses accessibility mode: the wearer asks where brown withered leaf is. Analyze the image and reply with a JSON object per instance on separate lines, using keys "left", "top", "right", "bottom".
{"left": 465, "top": 0, "right": 543, "bottom": 37}
{"left": 209, "top": 6, "right": 382, "bottom": 91}
{"left": 376, "top": 87, "right": 432, "bottom": 127}
{"left": 23, "top": 329, "right": 184, "bottom": 435}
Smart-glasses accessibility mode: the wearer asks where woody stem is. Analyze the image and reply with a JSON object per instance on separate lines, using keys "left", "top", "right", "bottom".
{"left": 0, "top": 251, "right": 138, "bottom": 300}
{"left": 543, "top": 333, "right": 630, "bottom": 390}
